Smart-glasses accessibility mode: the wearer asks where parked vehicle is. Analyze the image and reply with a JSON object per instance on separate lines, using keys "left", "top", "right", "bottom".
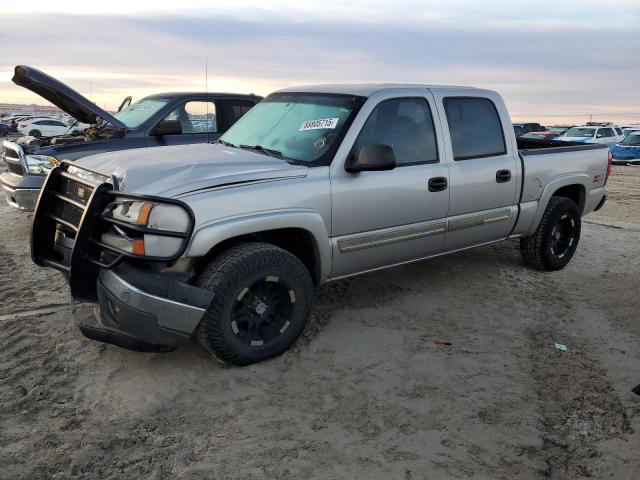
{"left": 622, "top": 127, "right": 640, "bottom": 138}
{"left": 546, "top": 126, "right": 573, "bottom": 136}
{"left": 0, "top": 124, "right": 10, "bottom": 137}
{"left": 16, "top": 117, "right": 75, "bottom": 138}
{"left": 513, "top": 122, "right": 544, "bottom": 137}
{"left": 610, "top": 132, "right": 640, "bottom": 164}
{"left": 555, "top": 125, "right": 623, "bottom": 146}
{"left": 31, "top": 84, "right": 610, "bottom": 365}
{"left": 520, "top": 131, "right": 561, "bottom": 141}
{"left": 0, "top": 65, "right": 262, "bottom": 211}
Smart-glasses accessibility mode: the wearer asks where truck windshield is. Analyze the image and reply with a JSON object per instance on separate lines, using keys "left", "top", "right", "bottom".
{"left": 113, "top": 97, "right": 171, "bottom": 128}
{"left": 565, "top": 127, "right": 595, "bottom": 138}
{"left": 220, "top": 93, "right": 365, "bottom": 165}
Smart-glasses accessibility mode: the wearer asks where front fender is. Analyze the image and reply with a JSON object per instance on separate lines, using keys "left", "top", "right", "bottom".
{"left": 186, "top": 209, "right": 332, "bottom": 282}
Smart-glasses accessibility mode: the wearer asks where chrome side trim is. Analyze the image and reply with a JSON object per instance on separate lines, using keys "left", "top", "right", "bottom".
{"left": 447, "top": 208, "right": 512, "bottom": 232}
{"left": 337, "top": 219, "right": 447, "bottom": 253}
{"left": 99, "top": 270, "right": 205, "bottom": 334}
{"left": 329, "top": 238, "right": 506, "bottom": 282}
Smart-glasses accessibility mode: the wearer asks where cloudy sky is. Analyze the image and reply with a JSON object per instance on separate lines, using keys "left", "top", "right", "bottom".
{"left": 1, "top": 0, "right": 639, "bottom": 123}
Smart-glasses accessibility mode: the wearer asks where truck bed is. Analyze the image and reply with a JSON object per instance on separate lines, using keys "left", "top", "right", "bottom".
{"left": 512, "top": 139, "right": 609, "bottom": 237}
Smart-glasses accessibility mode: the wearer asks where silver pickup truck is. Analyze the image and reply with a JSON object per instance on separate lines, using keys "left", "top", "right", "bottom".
{"left": 31, "top": 84, "right": 610, "bottom": 365}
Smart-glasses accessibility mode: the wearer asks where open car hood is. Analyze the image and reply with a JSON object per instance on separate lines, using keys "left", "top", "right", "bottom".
{"left": 12, "top": 65, "right": 127, "bottom": 130}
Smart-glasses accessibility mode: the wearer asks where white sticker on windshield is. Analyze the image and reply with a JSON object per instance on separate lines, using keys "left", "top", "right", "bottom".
{"left": 299, "top": 118, "right": 339, "bottom": 131}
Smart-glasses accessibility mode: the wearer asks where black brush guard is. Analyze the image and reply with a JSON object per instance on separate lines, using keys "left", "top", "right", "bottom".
{"left": 31, "top": 161, "right": 194, "bottom": 302}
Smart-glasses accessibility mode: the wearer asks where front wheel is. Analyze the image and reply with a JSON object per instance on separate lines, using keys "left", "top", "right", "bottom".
{"left": 520, "top": 196, "right": 581, "bottom": 271}
{"left": 28, "top": 129, "right": 42, "bottom": 138}
{"left": 195, "top": 242, "right": 314, "bottom": 366}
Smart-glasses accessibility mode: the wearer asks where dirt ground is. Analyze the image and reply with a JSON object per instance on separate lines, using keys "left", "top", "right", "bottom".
{"left": 1, "top": 166, "right": 639, "bottom": 479}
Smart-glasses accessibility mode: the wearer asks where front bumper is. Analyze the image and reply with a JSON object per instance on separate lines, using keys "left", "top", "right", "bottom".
{"left": 594, "top": 193, "right": 607, "bottom": 212}
{"left": 72, "top": 267, "right": 212, "bottom": 351}
{"left": 0, "top": 172, "right": 40, "bottom": 211}
{"left": 612, "top": 158, "right": 640, "bottom": 165}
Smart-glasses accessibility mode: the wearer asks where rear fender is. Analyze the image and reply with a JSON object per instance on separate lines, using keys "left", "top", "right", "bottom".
{"left": 524, "top": 174, "right": 590, "bottom": 237}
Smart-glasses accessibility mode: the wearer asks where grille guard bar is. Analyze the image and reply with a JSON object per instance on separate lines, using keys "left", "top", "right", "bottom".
{"left": 31, "top": 161, "right": 195, "bottom": 302}
{"left": 87, "top": 189, "right": 195, "bottom": 269}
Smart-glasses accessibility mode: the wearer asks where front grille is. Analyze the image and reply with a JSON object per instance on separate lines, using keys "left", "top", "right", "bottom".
{"left": 3, "top": 141, "right": 26, "bottom": 178}
{"left": 3, "top": 143, "right": 20, "bottom": 161}
{"left": 6, "top": 161, "right": 24, "bottom": 176}
{"left": 52, "top": 198, "right": 84, "bottom": 228}
{"left": 59, "top": 176, "right": 93, "bottom": 206}
{"left": 50, "top": 174, "right": 96, "bottom": 233}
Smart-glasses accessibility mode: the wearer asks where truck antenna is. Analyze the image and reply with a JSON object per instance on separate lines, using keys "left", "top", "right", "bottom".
{"left": 205, "top": 57, "right": 210, "bottom": 144}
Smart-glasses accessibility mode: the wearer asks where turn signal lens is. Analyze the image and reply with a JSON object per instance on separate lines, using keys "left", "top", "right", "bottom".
{"left": 137, "top": 202, "right": 154, "bottom": 226}
{"left": 132, "top": 238, "right": 145, "bottom": 255}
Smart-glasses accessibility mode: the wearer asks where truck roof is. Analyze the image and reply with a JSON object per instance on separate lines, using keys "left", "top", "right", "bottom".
{"left": 145, "top": 92, "right": 262, "bottom": 100}
{"left": 275, "top": 83, "right": 481, "bottom": 97}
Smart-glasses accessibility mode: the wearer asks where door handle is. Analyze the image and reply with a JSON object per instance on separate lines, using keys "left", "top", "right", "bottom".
{"left": 496, "top": 169, "right": 511, "bottom": 183}
{"left": 428, "top": 177, "right": 448, "bottom": 192}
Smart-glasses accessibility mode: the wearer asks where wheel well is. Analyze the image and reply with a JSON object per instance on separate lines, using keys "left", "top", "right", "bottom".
{"left": 194, "top": 228, "right": 321, "bottom": 285}
{"left": 551, "top": 184, "right": 585, "bottom": 214}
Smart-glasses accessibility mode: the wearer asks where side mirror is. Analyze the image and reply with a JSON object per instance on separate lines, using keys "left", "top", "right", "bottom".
{"left": 150, "top": 120, "right": 182, "bottom": 136}
{"left": 346, "top": 144, "right": 396, "bottom": 173}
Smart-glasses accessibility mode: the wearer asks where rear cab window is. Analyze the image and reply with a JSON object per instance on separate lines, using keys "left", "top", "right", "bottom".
{"left": 223, "top": 99, "right": 259, "bottom": 129}
{"left": 443, "top": 97, "right": 506, "bottom": 160}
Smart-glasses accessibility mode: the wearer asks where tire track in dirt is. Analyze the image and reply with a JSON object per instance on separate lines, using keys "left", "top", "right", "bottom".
{"left": 524, "top": 272, "right": 634, "bottom": 479}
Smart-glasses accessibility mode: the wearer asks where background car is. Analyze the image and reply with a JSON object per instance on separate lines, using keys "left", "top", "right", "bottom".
{"left": 610, "top": 131, "right": 640, "bottom": 164}
{"left": 622, "top": 127, "right": 640, "bottom": 138}
{"left": 555, "top": 125, "right": 623, "bottom": 145}
{"left": 546, "top": 126, "right": 573, "bottom": 136}
{"left": 512, "top": 122, "right": 544, "bottom": 137}
{"left": 16, "top": 118, "right": 74, "bottom": 138}
{"left": 0, "top": 123, "right": 10, "bottom": 137}
{"left": 520, "top": 131, "right": 562, "bottom": 141}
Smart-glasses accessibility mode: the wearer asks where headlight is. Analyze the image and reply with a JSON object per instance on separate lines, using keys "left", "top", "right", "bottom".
{"left": 100, "top": 198, "right": 192, "bottom": 259}
{"left": 26, "top": 155, "right": 59, "bottom": 174}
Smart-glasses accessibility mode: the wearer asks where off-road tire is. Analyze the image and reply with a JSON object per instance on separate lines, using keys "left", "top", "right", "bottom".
{"left": 195, "top": 242, "right": 314, "bottom": 366}
{"left": 520, "top": 196, "right": 581, "bottom": 271}
{"left": 28, "top": 129, "right": 42, "bottom": 138}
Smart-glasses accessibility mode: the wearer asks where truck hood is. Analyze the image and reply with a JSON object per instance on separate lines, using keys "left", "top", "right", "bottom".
{"left": 12, "top": 65, "right": 127, "bottom": 130}
{"left": 76, "top": 143, "right": 309, "bottom": 197}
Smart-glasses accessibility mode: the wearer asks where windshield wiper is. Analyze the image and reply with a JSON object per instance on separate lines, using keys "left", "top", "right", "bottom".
{"left": 216, "top": 139, "right": 235, "bottom": 147}
{"left": 239, "top": 144, "right": 284, "bottom": 159}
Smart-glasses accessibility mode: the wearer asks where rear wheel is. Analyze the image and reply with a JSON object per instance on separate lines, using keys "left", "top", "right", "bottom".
{"left": 28, "top": 129, "right": 42, "bottom": 138}
{"left": 520, "top": 196, "right": 581, "bottom": 271}
{"left": 195, "top": 242, "right": 314, "bottom": 366}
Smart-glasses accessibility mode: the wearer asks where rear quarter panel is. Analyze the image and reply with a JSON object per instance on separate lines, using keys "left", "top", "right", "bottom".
{"left": 513, "top": 145, "right": 608, "bottom": 236}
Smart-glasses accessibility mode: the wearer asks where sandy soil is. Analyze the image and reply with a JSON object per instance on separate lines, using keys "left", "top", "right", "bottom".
{"left": 1, "top": 166, "right": 639, "bottom": 479}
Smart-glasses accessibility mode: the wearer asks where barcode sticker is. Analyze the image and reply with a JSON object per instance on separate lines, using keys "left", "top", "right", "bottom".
{"left": 299, "top": 118, "right": 339, "bottom": 131}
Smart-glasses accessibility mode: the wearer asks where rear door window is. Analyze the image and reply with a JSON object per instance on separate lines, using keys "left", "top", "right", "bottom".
{"left": 443, "top": 97, "right": 506, "bottom": 160}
